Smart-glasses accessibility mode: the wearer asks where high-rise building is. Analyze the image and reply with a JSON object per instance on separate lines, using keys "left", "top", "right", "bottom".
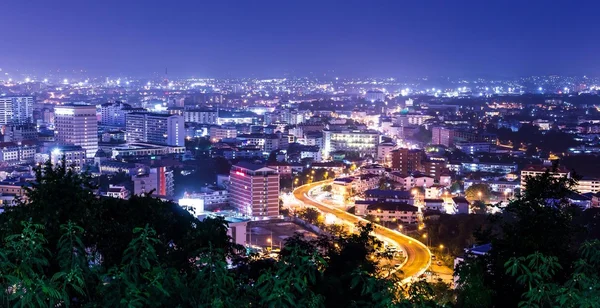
{"left": 184, "top": 108, "right": 218, "bottom": 124}
{"left": 0, "top": 96, "right": 34, "bottom": 125}
{"left": 229, "top": 162, "right": 279, "bottom": 217}
{"left": 100, "top": 101, "right": 139, "bottom": 126}
{"left": 125, "top": 112, "right": 184, "bottom": 146}
{"left": 365, "top": 90, "right": 385, "bottom": 102}
{"left": 54, "top": 105, "right": 99, "bottom": 158}
{"left": 431, "top": 126, "right": 454, "bottom": 147}
{"left": 377, "top": 142, "right": 396, "bottom": 163}
{"left": 423, "top": 157, "right": 447, "bottom": 181}
{"left": 391, "top": 148, "right": 424, "bottom": 174}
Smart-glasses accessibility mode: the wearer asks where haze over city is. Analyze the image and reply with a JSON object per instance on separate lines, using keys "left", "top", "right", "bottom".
{"left": 2, "top": 0, "right": 600, "bottom": 77}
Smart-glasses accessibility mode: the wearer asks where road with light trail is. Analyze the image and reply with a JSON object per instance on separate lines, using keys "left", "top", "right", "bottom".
{"left": 293, "top": 180, "right": 431, "bottom": 280}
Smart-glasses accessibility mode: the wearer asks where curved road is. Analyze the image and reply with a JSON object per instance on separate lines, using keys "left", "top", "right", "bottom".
{"left": 293, "top": 180, "right": 431, "bottom": 280}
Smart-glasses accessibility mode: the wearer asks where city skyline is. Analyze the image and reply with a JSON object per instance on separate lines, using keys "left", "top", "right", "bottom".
{"left": 2, "top": 0, "right": 600, "bottom": 77}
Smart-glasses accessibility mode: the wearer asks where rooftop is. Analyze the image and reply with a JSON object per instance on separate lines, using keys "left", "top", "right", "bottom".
{"left": 233, "top": 161, "right": 275, "bottom": 172}
{"left": 522, "top": 164, "right": 570, "bottom": 173}
{"left": 364, "top": 189, "right": 413, "bottom": 199}
{"left": 367, "top": 202, "right": 418, "bottom": 212}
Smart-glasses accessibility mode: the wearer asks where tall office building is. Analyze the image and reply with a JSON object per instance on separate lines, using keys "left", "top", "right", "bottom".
{"left": 125, "top": 112, "right": 184, "bottom": 146}
{"left": 229, "top": 162, "right": 279, "bottom": 217}
{"left": 391, "top": 148, "right": 424, "bottom": 174}
{"left": 100, "top": 101, "right": 138, "bottom": 126}
{"left": 431, "top": 126, "right": 454, "bottom": 147}
{"left": 0, "top": 96, "right": 34, "bottom": 124}
{"left": 54, "top": 105, "right": 99, "bottom": 158}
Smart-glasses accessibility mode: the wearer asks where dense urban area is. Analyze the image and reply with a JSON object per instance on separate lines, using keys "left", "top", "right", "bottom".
{"left": 0, "top": 74, "right": 599, "bottom": 306}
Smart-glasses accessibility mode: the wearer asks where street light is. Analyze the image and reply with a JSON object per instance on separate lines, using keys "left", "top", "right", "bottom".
{"left": 267, "top": 237, "right": 272, "bottom": 251}
{"left": 440, "top": 244, "right": 448, "bottom": 255}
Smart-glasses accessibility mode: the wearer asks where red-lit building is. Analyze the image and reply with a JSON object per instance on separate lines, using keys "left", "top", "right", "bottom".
{"left": 229, "top": 162, "right": 280, "bottom": 217}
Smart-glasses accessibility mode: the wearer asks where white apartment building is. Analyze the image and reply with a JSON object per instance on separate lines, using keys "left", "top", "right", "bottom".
{"left": 0, "top": 96, "right": 34, "bottom": 125}
{"left": 54, "top": 105, "right": 99, "bottom": 158}
{"left": 323, "top": 129, "right": 379, "bottom": 158}
{"left": 50, "top": 145, "right": 87, "bottom": 171}
{"left": 184, "top": 109, "right": 218, "bottom": 124}
{"left": 0, "top": 141, "right": 37, "bottom": 164}
{"left": 520, "top": 164, "right": 570, "bottom": 191}
{"left": 125, "top": 112, "right": 185, "bottom": 146}
{"left": 577, "top": 177, "right": 600, "bottom": 194}
{"left": 209, "top": 125, "right": 237, "bottom": 141}
{"left": 100, "top": 101, "right": 139, "bottom": 126}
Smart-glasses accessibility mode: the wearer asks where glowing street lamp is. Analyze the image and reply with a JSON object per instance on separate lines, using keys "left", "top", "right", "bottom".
{"left": 267, "top": 237, "right": 272, "bottom": 251}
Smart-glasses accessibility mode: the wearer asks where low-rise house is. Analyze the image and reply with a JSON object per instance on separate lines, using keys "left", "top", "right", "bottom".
{"left": 365, "top": 202, "right": 419, "bottom": 224}
{"left": 363, "top": 189, "right": 415, "bottom": 205}
{"left": 424, "top": 199, "right": 444, "bottom": 212}
{"left": 450, "top": 197, "right": 469, "bottom": 214}
{"left": 103, "top": 185, "right": 130, "bottom": 200}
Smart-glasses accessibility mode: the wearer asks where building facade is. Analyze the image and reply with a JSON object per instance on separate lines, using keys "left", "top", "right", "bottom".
{"left": 365, "top": 202, "right": 419, "bottom": 224}
{"left": 520, "top": 164, "right": 570, "bottom": 191}
{"left": 184, "top": 109, "right": 218, "bottom": 124}
{"left": 431, "top": 126, "right": 454, "bottom": 147}
{"left": 391, "top": 148, "right": 424, "bottom": 174}
{"left": 0, "top": 96, "right": 34, "bottom": 125}
{"left": 229, "top": 162, "right": 279, "bottom": 217}
{"left": 0, "top": 141, "right": 37, "bottom": 164}
{"left": 50, "top": 145, "right": 87, "bottom": 171}
{"left": 323, "top": 129, "right": 379, "bottom": 158}
{"left": 54, "top": 105, "right": 99, "bottom": 158}
{"left": 125, "top": 113, "right": 185, "bottom": 146}
{"left": 100, "top": 101, "right": 138, "bottom": 126}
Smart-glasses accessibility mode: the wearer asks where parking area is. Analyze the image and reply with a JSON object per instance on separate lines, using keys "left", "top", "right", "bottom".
{"left": 247, "top": 220, "right": 318, "bottom": 250}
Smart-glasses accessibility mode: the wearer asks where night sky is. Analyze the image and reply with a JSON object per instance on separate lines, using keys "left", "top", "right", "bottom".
{"left": 1, "top": 0, "right": 599, "bottom": 77}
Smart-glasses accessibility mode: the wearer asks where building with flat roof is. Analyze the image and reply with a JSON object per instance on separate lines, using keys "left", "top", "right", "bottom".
{"left": 391, "top": 148, "right": 424, "bottom": 174}
{"left": 111, "top": 142, "right": 185, "bottom": 159}
{"left": 132, "top": 166, "right": 174, "bottom": 197}
{"left": 0, "top": 141, "right": 37, "bottom": 165}
{"left": 50, "top": 145, "right": 87, "bottom": 171}
{"left": 126, "top": 112, "right": 184, "bottom": 146}
{"left": 363, "top": 189, "right": 415, "bottom": 205}
{"left": 323, "top": 129, "right": 379, "bottom": 158}
{"left": 184, "top": 108, "right": 218, "bottom": 124}
{"left": 520, "top": 164, "right": 570, "bottom": 191}
{"left": 0, "top": 96, "right": 34, "bottom": 125}
{"left": 365, "top": 202, "right": 419, "bottom": 224}
{"left": 229, "top": 162, "right": 279, "bottom": 218}
{"left": 54, "top": 104, "right": 98, "bottom": 158}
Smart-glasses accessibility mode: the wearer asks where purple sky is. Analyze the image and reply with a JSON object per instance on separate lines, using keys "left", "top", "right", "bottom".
{"left": 1, "top": 0, "right": 599, "bottom": 77}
